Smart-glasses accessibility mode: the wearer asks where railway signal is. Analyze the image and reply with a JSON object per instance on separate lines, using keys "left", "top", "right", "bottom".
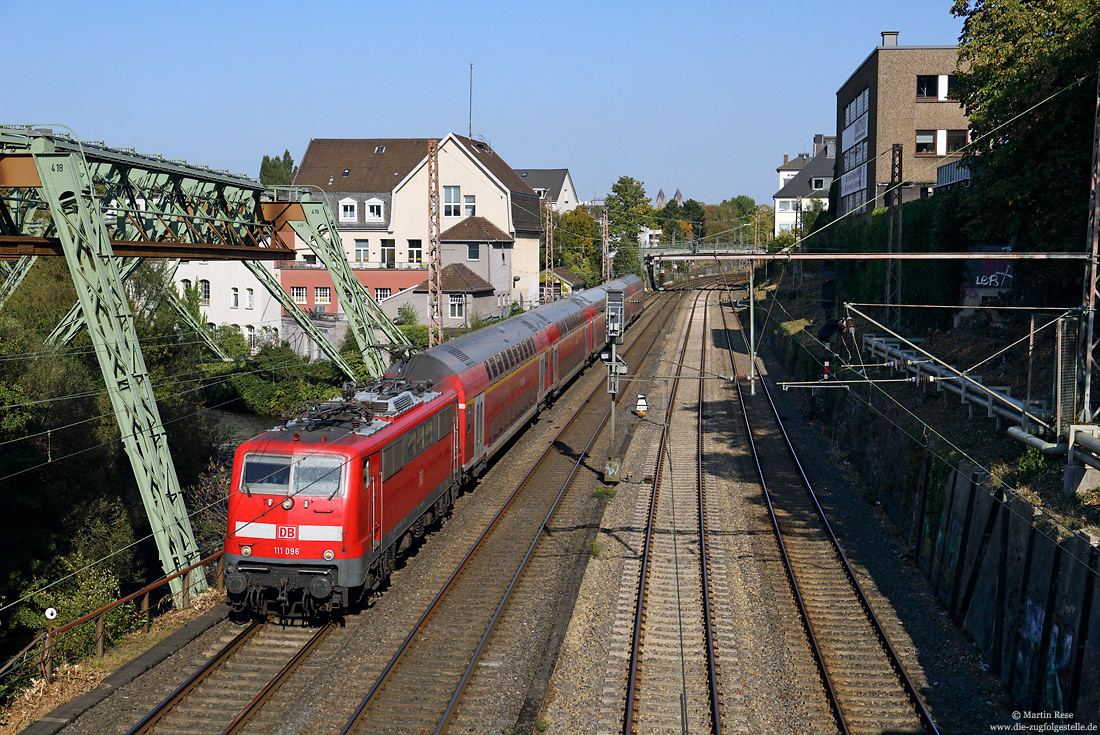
{"left": 604, "top": 290, "right": 626, "bottom": 482}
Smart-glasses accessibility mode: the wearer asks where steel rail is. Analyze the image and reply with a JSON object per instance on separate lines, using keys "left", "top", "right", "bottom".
{"left": 720, "top": 310, "right": 849, "bottom": 735}
{"left": 623, "top": 290, "right": 702, "bottom": 734}
{"left": 218, "top": 621, "right": 336, "bottom": 735}
{"left": 341, "top": 290, "right": 679, "bottom": 734}
{"left": 124, "top": 620, "right": 264, "bottom": 735}
{"left": 753, "top": 340, "right": 941, "bottom": 734}
{"left": 433, "top": 402, "right": 610, "bottom": 733}
{"left": 697, "top": 299, "right": 722, "bottom": 734}
{"left": 722, "top": 301, "right": 940, "bottom": 734}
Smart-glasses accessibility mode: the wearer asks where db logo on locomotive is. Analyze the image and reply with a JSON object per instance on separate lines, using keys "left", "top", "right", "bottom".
{"left": 277, "top": 525, "right": 297, "bottom": 540}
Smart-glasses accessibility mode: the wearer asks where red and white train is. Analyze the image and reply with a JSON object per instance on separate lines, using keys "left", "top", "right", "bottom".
{"left": 223, "top": 275, "right": 644, "bottom": 615}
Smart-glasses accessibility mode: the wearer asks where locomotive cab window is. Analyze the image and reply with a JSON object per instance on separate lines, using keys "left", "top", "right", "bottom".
{"left": 242, "top": 454, "right": 291, "bottom": 494}
{"left": 240, "top": 453, "right": 344, "bottom": 497}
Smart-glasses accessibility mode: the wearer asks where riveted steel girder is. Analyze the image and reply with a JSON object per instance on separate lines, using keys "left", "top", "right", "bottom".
{"left": 0, "top": 126, "right": 293, "bottom": 261}
{"left": 241, "top": 258, "right": 358, "bottom": 379}
{"left": 0, "top": 255, "right": 35, "bottom": 311}
{"left": 280, "top": 196, "right": 408, "bottom": 377}
{"left": 45, "top": 258, "right": 231, "bottom": 362}
{"left": 29, "top": 139, "right": 205, "bottom": 598}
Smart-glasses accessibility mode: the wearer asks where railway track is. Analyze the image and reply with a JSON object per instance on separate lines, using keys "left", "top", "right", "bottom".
{"left": 125, "top": 619, "right": 334, "bottom": 735}
{"left": 620, "top": 290, "right": 722, "bottom": 734}
{"left": 719, "top": 295, "right": 939, "bottom": 735}
{"left": 338, "top": 292, "right": 682, "bottom": 734}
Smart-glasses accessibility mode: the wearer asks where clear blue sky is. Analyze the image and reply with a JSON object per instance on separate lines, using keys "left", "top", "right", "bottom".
{"left": 9, "top": 1, "right": 963, "bottom": 207}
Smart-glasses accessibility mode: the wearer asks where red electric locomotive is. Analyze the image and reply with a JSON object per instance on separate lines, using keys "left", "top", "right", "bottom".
{"left": 223, "top": 275, "right": 643, "bottom": 616}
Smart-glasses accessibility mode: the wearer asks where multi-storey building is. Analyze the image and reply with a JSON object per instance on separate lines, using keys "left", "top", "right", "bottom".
{"left": 514, "top": 168, "right": 580, "bottom": 213}
{"left": 774, "top": 135, "right": 835, "bottom": 237}
{"left": 294, "top": 134, "right": 543, "bottom": 310}
{"left": 835, "top": 31, "right": 969, "bottom": 218}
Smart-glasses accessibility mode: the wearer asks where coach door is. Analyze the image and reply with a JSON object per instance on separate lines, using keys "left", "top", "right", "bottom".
{"left": 539, "top": 353, "right": 546, "bottom": 397}
{"left": 473, "top": 394, "right": 485, "bottom": 456}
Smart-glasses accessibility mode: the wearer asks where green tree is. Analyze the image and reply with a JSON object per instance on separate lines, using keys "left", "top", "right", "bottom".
{"left": 259, "top": 150, "right": 299, "bottom": 187}
{"left": 704, "top": 196, "right": 760, "bottom": 243}
{"left": 681, "top": 199, "right": 706, "bottom": 241}
{"left": 606, "top": 176, "right": 651, "bottom": 277}
{"left": 557, "top": 207, "right": 602, "bottom": 287}
{"left": 951, "top": 0, "right": 1100, "bottom": 300}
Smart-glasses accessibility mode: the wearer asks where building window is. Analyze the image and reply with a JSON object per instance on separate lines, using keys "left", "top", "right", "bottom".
{"left": 812, "top": 178, "right": 826, "bottom": 190}
{"left": 199, "top": 280, "right": 210, "bottom": 305}
{"left": 375, "top": 287, "right": 391, "bottom": 300}
{"left": 467, "top": 243, "right": 479, "bottom": 261}
{"left": 778, "top": 200, "right": 792, "bottom": 212}
{"left": 365, "top": 198, "right": 383, "bottom": 221}
{"left": 449, "top": 293, "right": 465, "bottom": 319}
{"left": 354, "top": 240, "right": 369, "bottom": 263}
{"left": 381, "top": 239, "right": 395, "bottom": 268}
{"left": 946, "top": 75, "right": 958, "bottom": 99}
{"left": 342, "top": 169, "right": 350, "bottom": 177}
{"left": 180, "top": 279, "right": 191, "bottom": 293}
{"left": 444, "top": 186, "right": 461, "bottom": 216}
{"left": 291, "top": 286, "right": 307, "bottom": 304}
{"left": 246, "top": 288, "right": 254, "bottom": 309}
{"left": 915, "top": 131, "right": 936, "bottom": 155}
{"left": 231, "top": 287, "right": 239, "bottom": 308}
{"left": 315, "top": 286, "right": 330, "bottom": 304}
{"left": 339, "top": 198, "right": 357, "bottom": 223}
{"left": 916, "top": 75, "right": 938, "bottom": 98}
{"left": 407, "top": 239, "right": 422, "bottom": 264}
{"left": 375, "top": 145, "right": 386, "bottom": 154}
{"left": 534, "top": 187, "right": 547, "bottom": 199}
{"left": 246, "top": 325, "right": 255, "bottom": 349}
{"left": 946, "top": 129, "right": 968, "bottom": 154}
{"left": 464, "top": 195, "right": 476, "bottom": 217}
{"left": 844, "top": 88, "right": 869, "bottom": 127}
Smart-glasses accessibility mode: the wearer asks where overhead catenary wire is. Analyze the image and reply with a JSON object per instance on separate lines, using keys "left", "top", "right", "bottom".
{"left": 758, "top": 285, "right": 1100, "bottom": 578}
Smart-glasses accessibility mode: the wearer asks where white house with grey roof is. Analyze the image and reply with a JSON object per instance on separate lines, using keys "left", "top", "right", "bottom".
{"left": 295, "top": 133, "right": 544, "bottom": 306}
{"left": 773, "top": 134, "right": 836, "bottom": 237}
{"left": 513, "top": 168, "right": 579, "bottom": 213}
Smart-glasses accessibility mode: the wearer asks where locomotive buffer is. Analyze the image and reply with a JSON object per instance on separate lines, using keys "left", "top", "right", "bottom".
{"left": 601, "top": 290, "right": 627, "bottom": 483}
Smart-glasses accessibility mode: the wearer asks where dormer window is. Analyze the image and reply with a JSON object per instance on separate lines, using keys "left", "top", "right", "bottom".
{"left": 338, "top": 197, "right": 357, "bottom": 223}
{"left": 365, "top": 197, "right": 384, "bottom": 222}
{"left": 342, "top": 169, "right": 350, "bottom": 177}
{"left": 375, "top": 146, "right": 386, "bottom": 153}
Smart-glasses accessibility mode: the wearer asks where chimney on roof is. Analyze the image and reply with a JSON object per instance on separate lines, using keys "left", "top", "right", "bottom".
{"left": 783, "top": 153, "right": 789, "bottom": 164}
{"left": 882, "top": 31, "right": 899, "bottom": 47}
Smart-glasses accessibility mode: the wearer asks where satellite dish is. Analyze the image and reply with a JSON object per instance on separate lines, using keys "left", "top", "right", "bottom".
{"left": 44, "top": 607, "right": 58, "bottom": 620}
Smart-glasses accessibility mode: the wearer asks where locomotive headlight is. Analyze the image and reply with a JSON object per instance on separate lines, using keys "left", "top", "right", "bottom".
{"left": 241, "top": 545, "right": 252, "bottom": 557}
{"left": 281, "top": 497, "right": 294, "bottom": 510}
{"left": 323, "top": 549, "right": 335, "bottom": 561}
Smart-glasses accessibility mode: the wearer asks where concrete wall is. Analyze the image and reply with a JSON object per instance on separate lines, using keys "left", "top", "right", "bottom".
{"left": 769, "top": 326, "right": 1100, "bottom": 725}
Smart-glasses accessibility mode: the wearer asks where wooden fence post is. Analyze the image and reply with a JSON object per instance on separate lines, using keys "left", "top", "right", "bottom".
{"left": 95, "top": 615, "right": 105, "bottom": 658}
{"left": 142, "top": 592, "right": 150, "bottom": 634}
{"left": 43, "top": 624, "right": 53, "bottom": 683}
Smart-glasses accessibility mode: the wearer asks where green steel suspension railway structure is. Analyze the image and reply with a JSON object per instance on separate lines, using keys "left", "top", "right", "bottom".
{"left": 0, "top": 125, "right": 409, "bottom": 598}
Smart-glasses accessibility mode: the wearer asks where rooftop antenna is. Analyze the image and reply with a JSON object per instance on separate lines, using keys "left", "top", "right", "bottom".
{"left": 469, "top": 63, "right": 473, "bottom": 137}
